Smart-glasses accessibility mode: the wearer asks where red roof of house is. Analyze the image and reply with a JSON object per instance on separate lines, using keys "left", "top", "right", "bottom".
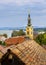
{"left": 5, "top": 36, "right": 25, "bottom": 46}
{"left": 0, "top": 45, "right": 4, "bottom": 51}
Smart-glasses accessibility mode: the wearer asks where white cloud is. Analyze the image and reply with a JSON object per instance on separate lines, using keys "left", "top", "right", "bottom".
{"left": 0, "top": 0, "right": 46, "bottom": 5}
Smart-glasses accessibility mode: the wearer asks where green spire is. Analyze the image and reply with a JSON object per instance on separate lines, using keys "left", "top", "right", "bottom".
{"left": 27, "top": 13, "right": 31, "bottom": 26}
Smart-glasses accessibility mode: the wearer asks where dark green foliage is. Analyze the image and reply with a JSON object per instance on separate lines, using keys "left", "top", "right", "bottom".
{"left": 11, "top": 31, "right": 18, "bottom": 37}
{"left": 0, "top": 41, "right": 6, "bottom": 46}
{"left": 35, "top": 33, "right": 46, "bottom": 45}
{"left": 3, "top": 34, "right": 7, "bottom": 38}
{"left": 3, "top": 42, "right": 6, "bottom": 46}
{"left": 0, "top": 41, "right": 2, "bottom": 45}
{"left": 0, "top": 34, "right": 7, "bottom": 38}
{"left": 11, "top": 29, "right": 25, "bottom": 37}
{"left": 18, "top": 29, "right": 25, "bottom": 36}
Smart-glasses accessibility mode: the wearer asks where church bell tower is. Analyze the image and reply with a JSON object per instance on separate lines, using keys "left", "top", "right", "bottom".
{"left": 26, "top": 12, "right": 33, "bottom": 39}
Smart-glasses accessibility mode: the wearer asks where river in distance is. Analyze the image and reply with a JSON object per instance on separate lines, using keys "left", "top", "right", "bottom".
{"left": 0, "top": 30, "right": 13, "bottom": 38}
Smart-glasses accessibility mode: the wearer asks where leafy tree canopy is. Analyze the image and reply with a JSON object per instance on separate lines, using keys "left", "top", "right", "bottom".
{"left": 3, "top": 34, "right": 8, "bottom": 38}
{"left": 0, "top": 41, "right": 6, "bottom": 46}
{"left": 35, "top": 33, "right": 46, "bottom": 45}
{"left": 11, "top": 29, "right": 25, "bottom": 37}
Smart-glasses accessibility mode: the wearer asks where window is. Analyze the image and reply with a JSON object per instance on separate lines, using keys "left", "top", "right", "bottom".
{"left": 27, "top": 31, "right": 29, "bottom": 35}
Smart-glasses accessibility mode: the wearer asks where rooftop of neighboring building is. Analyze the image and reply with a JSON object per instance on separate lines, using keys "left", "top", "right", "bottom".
{"left": 5, "top": 36, "right": 25, "bottom": 46}
{"left": 0, "top": 40, "right": 46, "bottom": 65}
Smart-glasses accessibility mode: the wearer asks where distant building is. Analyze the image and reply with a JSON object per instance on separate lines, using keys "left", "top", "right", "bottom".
{"left": 26, "top": 13, "right": 33, "bottom": 39}
{"left": 38, "top": 31, "right": 45, "bottom": 34}
{"left": 0, "top": 35, "right": 6, "bottom": 41}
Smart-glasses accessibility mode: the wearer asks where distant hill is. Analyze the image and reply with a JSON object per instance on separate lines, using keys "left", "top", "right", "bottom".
{"left": 34, "top": 27, "right": 46, "bottom": 32}
{"left": 0, "top": 26, "right": 46, "bottom": 32}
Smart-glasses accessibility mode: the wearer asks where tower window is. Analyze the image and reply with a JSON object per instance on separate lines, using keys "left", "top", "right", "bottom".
{"left": 27, "top": 28, "right": 29, "bottom": 30}
{"left": 27, "top": 31, "right": 29, "bottom": 35}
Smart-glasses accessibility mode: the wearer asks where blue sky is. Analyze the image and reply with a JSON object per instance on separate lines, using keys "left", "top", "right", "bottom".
{"left": 0, "top": 0, "right": 46, "bottom": 27}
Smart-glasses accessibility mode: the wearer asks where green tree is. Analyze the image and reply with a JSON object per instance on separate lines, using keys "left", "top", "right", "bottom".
{"left": 3, "top": 34, "right": 7, "bottom": 38}
{"left": 11, "top": 29, "right": 25, "bottom": 37}
{"left": 2, "top": 42, "right": 6, "bottom": 46}
{"left": 19, "top": 29, "right": 25, "bottom": 36}
{"left": 42, "top": 33, "right": 46, "bottom": 45}
{"left": 0, "top": 41, "right": 2, "bottom": 45}
{"left": 11, "top": 31, "right": 18, "bottom": 37}
{"left": 35, "top": 33, "right": 46, "bottom": 45}
{"left": 0, "top": 41, "right": 6, "bottom": 46}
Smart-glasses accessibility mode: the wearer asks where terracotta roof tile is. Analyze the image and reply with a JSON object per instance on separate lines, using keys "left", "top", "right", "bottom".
{"left": 5, "top": 36, "right": 25, "bottom": 46}
{"left": 0, "top": 40, "right": 46, "bottom": 65}
{"left": 0, "top": 45, "right": 4, "bottom": 50}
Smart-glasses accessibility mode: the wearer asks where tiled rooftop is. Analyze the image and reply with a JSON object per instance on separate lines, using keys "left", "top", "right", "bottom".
{"left": 0, "top": 40, "right": 46, "bottom": 65}
{"left": 5, "top": 36, "right": 25, "bottom": 46}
